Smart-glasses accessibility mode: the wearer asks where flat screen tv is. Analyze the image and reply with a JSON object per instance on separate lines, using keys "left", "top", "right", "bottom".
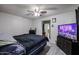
{"left": 58, "top": 23, "right": 77, "bottom": 40}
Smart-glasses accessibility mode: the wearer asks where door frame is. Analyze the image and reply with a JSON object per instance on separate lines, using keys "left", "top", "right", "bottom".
{"left": 42, "top": 20, "right": 51, "bottom": 39}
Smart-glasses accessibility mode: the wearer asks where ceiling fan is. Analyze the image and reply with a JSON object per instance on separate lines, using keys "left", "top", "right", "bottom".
{"left": 25, "top": 7, "right": 47, "bottom": 16}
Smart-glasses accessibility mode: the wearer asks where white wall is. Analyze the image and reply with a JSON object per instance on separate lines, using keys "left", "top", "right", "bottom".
{"left": 33, "top": 11, "right": 76, "bottom": 44}
{"left": 0, "top": 12, "right": 32, "bottom": 36}
{"left": 0, "top": 10, "right": 76, "bottom": 44}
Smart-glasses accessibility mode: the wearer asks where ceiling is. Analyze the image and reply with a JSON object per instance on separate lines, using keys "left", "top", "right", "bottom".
{"left": 0, "top": 4, "right": 77, "bottom": 20}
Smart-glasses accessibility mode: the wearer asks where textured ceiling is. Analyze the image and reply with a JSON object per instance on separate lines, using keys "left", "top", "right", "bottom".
{"left": 0, "top": 4, "right": 77, "bottom": 20}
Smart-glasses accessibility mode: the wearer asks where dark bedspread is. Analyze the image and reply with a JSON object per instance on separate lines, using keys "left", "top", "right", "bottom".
{"left": 0, "top": 43, "right": 26, "bottom": 55}
{"left": 13, "top": 34, "right": 47, "bottom": 52}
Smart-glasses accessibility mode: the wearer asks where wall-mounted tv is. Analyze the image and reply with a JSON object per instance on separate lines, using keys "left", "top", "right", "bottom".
{"left": 58, "top": 23, "right": 77, "bottom": 40}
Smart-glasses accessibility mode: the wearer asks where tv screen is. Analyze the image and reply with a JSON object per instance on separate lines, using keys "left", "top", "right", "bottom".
{"left": 58, "top": 23, "right": 77, "bottom": 40}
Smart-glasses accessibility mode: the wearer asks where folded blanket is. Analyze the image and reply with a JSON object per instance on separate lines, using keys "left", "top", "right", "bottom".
{"left": 0, "top": 41, "right": 17, "bottom": 46}
{"left": 0, "top": 33, "right": 17, "bottom": 46}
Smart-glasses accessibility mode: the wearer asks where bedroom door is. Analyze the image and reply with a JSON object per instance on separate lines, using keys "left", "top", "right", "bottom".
{"left": 42, "top": 20, "right": 51, "bottom": 39}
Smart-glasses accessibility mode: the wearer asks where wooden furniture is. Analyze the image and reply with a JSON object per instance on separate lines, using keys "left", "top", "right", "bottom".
{"left": 57, "top": 35, "right": 79, "bottom": 55}
{"left": 29, "top": 30, "right": 36, "bottom": 34}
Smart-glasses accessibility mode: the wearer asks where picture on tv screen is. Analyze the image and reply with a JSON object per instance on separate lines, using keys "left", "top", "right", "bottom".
{"left": 58, "top": 23, "right": 77, "bottom": 40}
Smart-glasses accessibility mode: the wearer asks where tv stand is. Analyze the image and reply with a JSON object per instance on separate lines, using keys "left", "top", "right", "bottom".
{"left": 57, "top": 35, "right": 79, "bottom": 55}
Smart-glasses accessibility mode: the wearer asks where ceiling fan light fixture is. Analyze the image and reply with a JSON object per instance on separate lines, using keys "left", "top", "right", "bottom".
{"left": 34, "top": 12, "right": 40, "bottom": 16}
{"left": 25, "top": 7, "right": 47, "bottom": 17}
{"left": 34, "top": 7, "right": 40, "bottom": 16}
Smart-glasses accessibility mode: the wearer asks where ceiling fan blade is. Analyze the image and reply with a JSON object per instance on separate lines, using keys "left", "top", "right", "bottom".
{"left": 25, "top": 12, "right": 33, "bottom": 16}
{"left": 25, "top": 10, "right": 34, "bottom": 15}
{"left": 40, "top": 10, "right": 47, "bottom": 15}
{"left": 26, "top": 10, "right": 34, "bottom": 13}
{"left": 40, "top": 10, "right": 47, "bottom": 13}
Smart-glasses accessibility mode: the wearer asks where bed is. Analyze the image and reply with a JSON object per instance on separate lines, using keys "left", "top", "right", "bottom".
{"left": 0, "top": 33, "right": 48, "bottom": 55}
{"left": 13, "top": 34, "right": 48, "bottom": 55}
{"left": 0, "top": 43, "right": 26, "bottom": 55}
{"left": 0, "top": 33, "right": 26, "bottom": 55}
